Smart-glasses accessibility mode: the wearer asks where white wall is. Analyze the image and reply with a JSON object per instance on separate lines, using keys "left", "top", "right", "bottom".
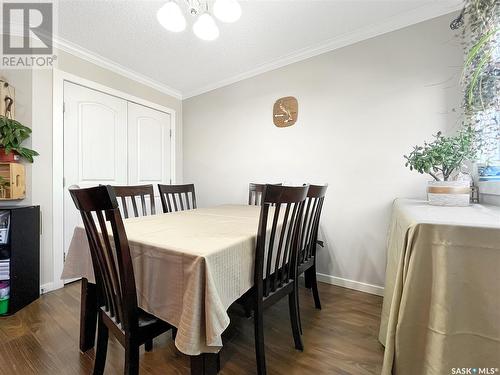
{"left": 183, "top": 14, "right": 463, "bottom": 291}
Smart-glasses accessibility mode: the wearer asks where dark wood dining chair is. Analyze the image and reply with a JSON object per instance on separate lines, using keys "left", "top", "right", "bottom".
{"left": 248, "top": 183, "right": 282, "bottom": 206}
{"left": 245, "top": 184, "right": 309, "bottom": 375}
{"left": 111, "top": 185, "right": 156, "bottom": 219}
{"left": 69, "top": 185, "right": 173, "bottom": 375}
{"left": 298, "top": 184, "right": 328, "bottom": 310}
{"left": 158, "top": 183, "right": 197, "bottom": 213}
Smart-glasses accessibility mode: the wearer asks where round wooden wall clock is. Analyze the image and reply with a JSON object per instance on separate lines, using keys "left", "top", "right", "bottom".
{"left": 273, "top": 96, "right": 298, "bottom": 127}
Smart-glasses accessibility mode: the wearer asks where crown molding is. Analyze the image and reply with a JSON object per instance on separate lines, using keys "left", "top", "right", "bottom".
{"left": 183, "top": 2, "right": 462, "bottom": 99}
{"left": 3, "top": 2, "right": 462, "bottom": 101}
{"left": 2, "top": 27, "right": 183, "bottom": 99}
{"left": 54, "top": 36, "right": 183, "bottom": 100}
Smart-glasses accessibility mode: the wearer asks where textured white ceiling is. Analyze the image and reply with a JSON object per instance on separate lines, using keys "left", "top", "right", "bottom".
{"left": 56, "top": 0, "right": 461, "bottom": 98}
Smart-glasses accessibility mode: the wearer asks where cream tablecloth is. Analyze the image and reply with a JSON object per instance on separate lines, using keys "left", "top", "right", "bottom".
{"left": 62, "top": 205, "right": 263, "bottom": 356}
{"left": 379, "top": 199, "right": 500, "bottom": 375}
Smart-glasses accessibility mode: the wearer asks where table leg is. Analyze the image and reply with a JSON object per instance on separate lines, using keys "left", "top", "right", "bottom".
{"left": 190, "top": 353, "right": 220, "bottom": 375}
{"left": 79, "top": 278, "right": 97, "bottom": 352}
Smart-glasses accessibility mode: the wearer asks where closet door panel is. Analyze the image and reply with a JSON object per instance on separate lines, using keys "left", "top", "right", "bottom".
{"left": 128, "top": 102, "right": 172, "bottom": 190}
{"left": 63, "top": 82, "right": 128, "bottom": 259}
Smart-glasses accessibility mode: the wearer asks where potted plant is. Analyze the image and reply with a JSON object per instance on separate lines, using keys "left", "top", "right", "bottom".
{"left": 0, "top": 176, "right": 9, "bottom": 199}
{"left": 0, "top": 115, "right": 39, "bottom": 163}
{"left": 404, "top": 126, "right": 478, "bottom": 206}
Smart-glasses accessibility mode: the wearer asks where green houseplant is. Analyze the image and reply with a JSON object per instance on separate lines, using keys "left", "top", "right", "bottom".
{"left": 451, "top": 0, "right": 499, "bottom": 164}
{"left": 404, "top": 127, "right": 478, "bottom": 181}
{"left": 0, "top": 115, "right": 39, "bottom": 163}
{"left": 404, "top": 127, "right": 478, "bottom": 206}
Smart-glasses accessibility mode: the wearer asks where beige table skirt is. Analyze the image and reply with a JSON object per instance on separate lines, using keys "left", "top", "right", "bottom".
{"left": 379, "top": 199, "right": 500, "bottom": 375}
{"left": 62, "top": 205, "right": 262, "bottom": 356}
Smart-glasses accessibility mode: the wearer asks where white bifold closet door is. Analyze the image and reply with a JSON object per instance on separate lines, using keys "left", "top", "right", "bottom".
{"left": 127, "top": 102, "right": 172, "bottom": 211}
{"left": 127, "top": 101, "right": 172, "bottom": 192}
{"left": 63, "top": 81, "right": 172, "bottom": 260}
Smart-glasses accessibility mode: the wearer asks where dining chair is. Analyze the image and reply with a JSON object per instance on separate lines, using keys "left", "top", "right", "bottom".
{"left": 298, "top": 184, "right": 328, "bottom": 311}
{"left": 158, "top": 183, "right": 197, "bottom": 213}
{"left": 69, "top": 185, "right": 173, "bottom": 375}
{"left": 111, "top": 185, "right": 156, "bottom": 219}
{"left": 248, "top": 183, "right": 282, "bottom": 206}
{"left": 247, "top": 184, "right": 309, "bottom": 375}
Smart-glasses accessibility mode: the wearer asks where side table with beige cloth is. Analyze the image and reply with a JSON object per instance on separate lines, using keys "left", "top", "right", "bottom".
{"left": 379, "top": 198, "right": 500, "bottom": 375}
{"left": 62, "top": 204, "right": 263, "bottom": 357}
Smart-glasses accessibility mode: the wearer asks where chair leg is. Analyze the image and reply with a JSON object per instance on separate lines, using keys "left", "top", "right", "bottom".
{"left": 254, "top": 304, "right": 267, "bottom": 375}
{"left": 243, "top": 297, "right": 253, "bottom": 318}
{"left": 304, "top": 270, "right": 312, "bottom": 289}
{"left": 296, "top": 286, "right": 303, "bottom": 335}
{"left": 144, "top": 339, "right": 153, "bottom": 352}
{"left": 124, "top": 341, "right": 140, "bottom": 375}
{"left": 93, "top": 314, "right": 109, "bottom": 375}
{"left": 288, "top": 288, "right": 304, "bottom": 351}
{"left": 310, "top": 266, "right": 322, "bottom": 310}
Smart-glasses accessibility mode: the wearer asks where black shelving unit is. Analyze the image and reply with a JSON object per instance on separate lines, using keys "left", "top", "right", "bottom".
{"left": 0, "top": 205, "right": 40, "bottom": 316}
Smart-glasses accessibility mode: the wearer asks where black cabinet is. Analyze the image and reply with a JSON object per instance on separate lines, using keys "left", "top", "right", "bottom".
{"left": 0, "top": 205, "right": 40, "bottom": 315}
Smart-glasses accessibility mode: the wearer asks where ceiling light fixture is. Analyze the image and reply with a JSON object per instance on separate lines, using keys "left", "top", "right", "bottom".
{"left": 193, "top": 13, "right": 220, "bottom": 41}
{"left": 157, "top": 1, "right": 186, "bottom": 32}
{"left": 157, "top": 0, "right": 241, "bottom": 41}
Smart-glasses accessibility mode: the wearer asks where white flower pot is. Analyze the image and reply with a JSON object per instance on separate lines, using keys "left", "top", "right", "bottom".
{"left": 427, "top": 181, "right": 471, "bottom": 206}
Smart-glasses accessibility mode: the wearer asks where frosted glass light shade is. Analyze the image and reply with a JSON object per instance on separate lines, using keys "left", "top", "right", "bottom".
{"left": 213, "top": 0, "right": 241, "bottom": 23}
{"left": 193, "top": 13, "right": 220, "bottom": 41}
{"left": 157, "top": 1, "right": 186, "bottom": 32}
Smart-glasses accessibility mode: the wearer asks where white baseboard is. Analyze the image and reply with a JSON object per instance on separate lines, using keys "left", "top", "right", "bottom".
{"left": 40, "top": 282, "right": 54, "bottom": 295}
{"left": 40, "top": 280, "right": 64, "bottom": 295}
{"left": 41, "top": 275, "right": 384, "bottom": 296}
{"left": 316, "top": 273, "right": 384, "bottom": 296}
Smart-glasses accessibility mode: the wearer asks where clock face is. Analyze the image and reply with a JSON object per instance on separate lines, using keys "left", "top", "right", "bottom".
{"left": 273, "top": 96, "right": 298, "bottom": 127}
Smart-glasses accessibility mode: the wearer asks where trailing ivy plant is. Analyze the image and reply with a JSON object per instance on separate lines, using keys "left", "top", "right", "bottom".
{"left": 404, "top": 127, "right": 478, "bottom": 181}
{"left": 451, "top": 0, "right": 499, "bottom": 161}
{"left": 0, "top": 115, "right": 39, "bottom": 163}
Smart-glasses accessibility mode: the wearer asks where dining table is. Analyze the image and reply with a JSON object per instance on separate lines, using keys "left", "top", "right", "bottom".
{"left": 379, "top": 198, "right": 500, "bottom": 375}
{"left": 61, "top": 204, "right": 265, "bottom": 375}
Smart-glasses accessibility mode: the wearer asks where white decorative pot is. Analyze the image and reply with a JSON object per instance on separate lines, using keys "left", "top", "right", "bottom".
{"left": 427, "top": 181, "right": 471, "bottom": 207}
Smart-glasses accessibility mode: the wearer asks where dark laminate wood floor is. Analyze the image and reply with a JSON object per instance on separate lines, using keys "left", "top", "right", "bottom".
{"left": 0, "top": 281, "right": 384, "bottom": 375}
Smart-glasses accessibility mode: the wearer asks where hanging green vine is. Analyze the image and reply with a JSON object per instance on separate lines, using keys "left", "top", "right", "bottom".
{"left": 452, "top": 0, "right": 499, "bottom": 162}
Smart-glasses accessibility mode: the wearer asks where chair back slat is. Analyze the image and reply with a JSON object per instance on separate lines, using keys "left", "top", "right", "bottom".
{"left": 140, "top": 195, "right": 147, "bottom": 216}
{"left": 95, "top": 210, "right": 124, "bottom": 324}
{"left": 131, "top": 197, "right": 139, "bottom": 217}
{"left": 178, "top": 193, "right": 185, "bottom": 210}
{"left": 264, "top": 203, "right": 281, "bottom": 296}
{"left": 69, "top": 185, "right": 139, "bottom": 332}
{"left": 272, "top": 203, "right": 291, "bottom": 291}
{"left": 112, "top": 185, "right": 156, "bottom": 219}
{"left": 254, "top": 185, "right": 308, "bottom": 299}
{"left": 120, "top": 196, "right": 128, "bottom": 218}
{"left": 80, "top": 210, "right": 117, "bottom": 320}
{"left": 277, "top": 202, "right": 299, "bottom": 287}
{"left": 299, "top": 185, "right": 328, "bottom": 265}
{"left": 300, "top": 197, "right": 314, "bottom": 261}
{"left": 158, "top": 184, "right": 197, "bottom": 213}
{"left": 248, "top": 183, "right": 282, "bottom": 206}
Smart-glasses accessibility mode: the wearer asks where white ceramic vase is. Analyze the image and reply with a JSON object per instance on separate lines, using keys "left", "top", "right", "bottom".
{"left": 427, "top": 181, "right": 471, "bottom": 207}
